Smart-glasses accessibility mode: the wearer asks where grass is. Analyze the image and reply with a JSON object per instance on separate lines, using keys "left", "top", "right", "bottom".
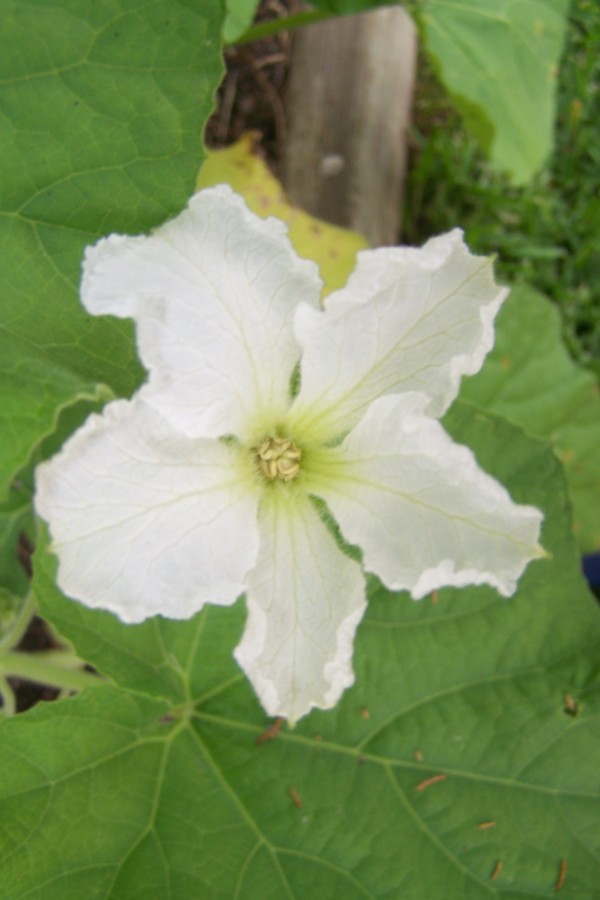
{"left": 404, "top": 0, "right": 600, "bottom": 378}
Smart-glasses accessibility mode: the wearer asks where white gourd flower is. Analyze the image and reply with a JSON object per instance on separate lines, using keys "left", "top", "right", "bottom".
{"left": 35, "top": 186, "right": 544, "bottom": 724}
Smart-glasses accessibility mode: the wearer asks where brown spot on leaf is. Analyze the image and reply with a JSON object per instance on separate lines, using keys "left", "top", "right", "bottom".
{"left": 256, "top": 716, "right": 285, "bottom": 745}
{"left": 289, "top": 787, "right": 303, "bottom": 809}
{"left": 416, "top": 773, "right": 447, "bottom": 791}
{"left": 490, "top": 861, "right": 503, "bottom": 880}
{"left": 555, "top": 859, "right": 567, "bottom": 892}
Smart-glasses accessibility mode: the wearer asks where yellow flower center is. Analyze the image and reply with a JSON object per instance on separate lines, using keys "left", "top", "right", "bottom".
{"left": 256, "top": 436, "right": 302, "bottom": 482}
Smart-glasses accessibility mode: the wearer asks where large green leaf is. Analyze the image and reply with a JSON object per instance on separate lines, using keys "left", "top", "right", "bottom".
{"left": 0, "top": 0, "right": 224, "bottom": 497}
{"left": 0, "top": 332, "right": 107, "bottom": 501}
{"left": 0, "top": 480, "right": 32, "bottom": 641}
{"left": 34, "top": 533, "right": 247, "bottom": 707}
{"left": 0, "top": 482, "right": 31, "bottom": 602}
{"left": 16, "top": 407, "right": 600, "bottom": 897}
{"left": 415, "top": 0, "right": 570, "bottom": 182}
{"left": 461, "top": 284, "right": 600, "bottom": 553}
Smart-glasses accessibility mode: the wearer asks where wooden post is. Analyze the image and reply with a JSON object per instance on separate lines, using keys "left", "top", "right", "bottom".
{"left": 281, "top": 6, "right": 417, "bottom": 246}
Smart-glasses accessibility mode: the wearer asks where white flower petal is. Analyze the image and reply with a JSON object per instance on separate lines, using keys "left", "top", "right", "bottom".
{"left": 235, "top": 492, "right": 366, "bottom": 724}
{"left": 308, "top": 393, "right": 544, "bottom": 599}
{"left": 35, "top": 399, "right": 260, "bottom": 623}
{"left": 82, "top": 185, "right": 322, "bottom": 442}
{"left": 289, "top": 230, "right": 507, "bottom": 442}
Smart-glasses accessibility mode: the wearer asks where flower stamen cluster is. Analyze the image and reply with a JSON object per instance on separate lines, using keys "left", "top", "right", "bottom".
{"left": 256, "top": 436, "right": 302, "bottom": 482}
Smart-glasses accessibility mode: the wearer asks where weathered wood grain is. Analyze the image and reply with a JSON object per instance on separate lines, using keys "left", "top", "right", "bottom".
{"left": 282, "top": 7, "right": 417, "bottom": 246}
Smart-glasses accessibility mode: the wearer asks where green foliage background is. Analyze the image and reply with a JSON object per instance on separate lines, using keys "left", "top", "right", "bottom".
{"left": 406, "top": 0, "right": 600, "bottom": 379}
{"left": 0, "top": 410, "right": 595, "bottom": 898}
{"left": 0, "top": 0, "right": 223, "bottom": 498}
{"left": 0, "top": 1, "right": 599, "bottom": 898}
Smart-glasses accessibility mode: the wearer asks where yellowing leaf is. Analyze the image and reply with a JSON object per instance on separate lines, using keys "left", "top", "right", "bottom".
{"left": 197, "top": 133, "right": 368, "bottom": 295}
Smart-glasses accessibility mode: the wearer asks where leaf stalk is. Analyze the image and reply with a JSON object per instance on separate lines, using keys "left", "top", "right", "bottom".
{"left": 0, "top": 650, "right": 101, "bottom": 696}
